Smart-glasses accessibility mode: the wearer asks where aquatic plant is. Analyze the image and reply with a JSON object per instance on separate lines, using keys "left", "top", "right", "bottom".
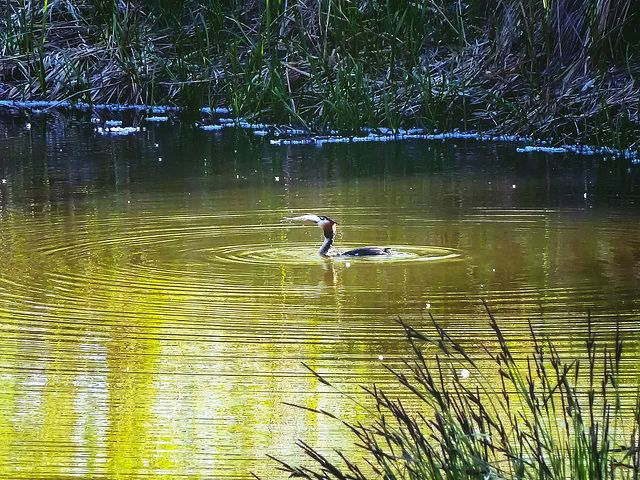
{"left": 265, "top": 304, "right": 640, "bottom": 480}
{"left": 0, "top": 0, "right": 638, "bottom": 150}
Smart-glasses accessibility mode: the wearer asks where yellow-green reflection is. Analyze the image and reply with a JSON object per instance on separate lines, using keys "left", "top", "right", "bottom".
{"left": 0, "top": 130, "right": 639, "bottom": 478}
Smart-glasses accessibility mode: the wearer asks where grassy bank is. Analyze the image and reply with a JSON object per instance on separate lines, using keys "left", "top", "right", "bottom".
{"left": 266, "top": 307, "right": 640, "bottom": 479}
{"left": 1, "top": 0, "right": 639, "bottom": 149}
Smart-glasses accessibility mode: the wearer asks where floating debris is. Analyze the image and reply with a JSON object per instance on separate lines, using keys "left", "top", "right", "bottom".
{"left": 315, "top": 136, "right": 350, "bottom": 146}
{"left": 270, "top": 137, "right": 316, "bottom": 146}
{"left": 95, "top": 126, "right": 141, "bottom": 136}
{"left": 517, "top": 144, "right": 639, "bottom": 161}
{"left": 202, "top": 106, "right": 230, "bottom": 115}
{"left": 1, "top": 100, "right": 636, "bottom": 160}
{"left": 200, "top": 124, "right": 224, "bottom": 131}
{"left": 269, "top": 130, "right": 525, "bottom": 146}
{"left": 517, "top": 146, "right": 566, "bottom": 154}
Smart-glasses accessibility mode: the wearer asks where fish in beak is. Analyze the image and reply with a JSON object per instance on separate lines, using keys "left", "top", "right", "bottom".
{"left": 284, "top": 214, "right": 324, "bottom": 224}
{"left": 284, "top": 214, "right": 337, "bottom": 237}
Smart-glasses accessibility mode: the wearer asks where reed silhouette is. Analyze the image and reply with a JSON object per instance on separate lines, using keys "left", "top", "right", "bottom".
{"left": 265, "top": 303, "right": 640, "bottom": 480}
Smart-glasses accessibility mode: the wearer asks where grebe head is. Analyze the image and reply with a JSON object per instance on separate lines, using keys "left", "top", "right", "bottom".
{"left": 284, "top": 214, "right": 337, "bottom": 256}
{"left": 285, "top": 214, "right": 337, "bottom": 238}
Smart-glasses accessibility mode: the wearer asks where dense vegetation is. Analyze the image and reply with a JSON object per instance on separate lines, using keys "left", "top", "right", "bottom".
{"left": 1, "top": 0, "right": 639, "bottom": 148}
{"left": 267, "top": 309, "right": 640, "bottom": 480}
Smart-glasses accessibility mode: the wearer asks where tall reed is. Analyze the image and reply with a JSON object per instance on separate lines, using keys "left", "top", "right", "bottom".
{"left": 266, "top": 306, "right": 640, "bottom": 479}
{"left": 0, "top": 0, "right": 637, "bottom": 149}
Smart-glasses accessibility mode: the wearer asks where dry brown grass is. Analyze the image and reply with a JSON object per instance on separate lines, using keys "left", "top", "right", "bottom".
{"left": 0, "top": 0, "right": 638, "bottom": 149}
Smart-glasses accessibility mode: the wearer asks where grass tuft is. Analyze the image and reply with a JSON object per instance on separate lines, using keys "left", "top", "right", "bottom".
{"left": 264, "top": 305, "right": 640, "bottom": 480}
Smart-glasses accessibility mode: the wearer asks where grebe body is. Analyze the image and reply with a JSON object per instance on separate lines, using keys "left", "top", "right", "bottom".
{"left": 285, "top": 214, "right": 392, "bottom": 257}
{"left": 341, "top": 246, "right": 392, "bottom": 257}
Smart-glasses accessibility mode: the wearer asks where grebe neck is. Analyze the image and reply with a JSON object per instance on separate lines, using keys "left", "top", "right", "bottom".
{"left": 319, "top": 230, "right": 334, "bottom": 256}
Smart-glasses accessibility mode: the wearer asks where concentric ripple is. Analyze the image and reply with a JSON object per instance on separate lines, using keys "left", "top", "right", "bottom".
{"left": 27, "top": 213, "right": 463, "bottom": 276}
{"left": 208, "top": 243, "right": 461, "bottom": 265}
{"left": 0, "top": 212, "right": 465, "bottom": 332}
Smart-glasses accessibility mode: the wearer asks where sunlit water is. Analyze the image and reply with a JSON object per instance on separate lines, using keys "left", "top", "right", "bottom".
{"left": 1, "top": 115, "right": 639, "bottom": 478}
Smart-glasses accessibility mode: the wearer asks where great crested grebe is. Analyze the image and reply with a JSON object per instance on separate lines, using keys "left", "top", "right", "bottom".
{"left": 285, "top": 214, "right": 392, "bottom": 257}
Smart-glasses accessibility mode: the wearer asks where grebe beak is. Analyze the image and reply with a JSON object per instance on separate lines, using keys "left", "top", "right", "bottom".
{"left": 284, "top": 214, "right": 324, "bottom": 224}
{"left": 284, "top": 214, "right": 338, "bottom": 226}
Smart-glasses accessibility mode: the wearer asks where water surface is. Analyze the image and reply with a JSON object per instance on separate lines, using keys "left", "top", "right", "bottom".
{"left": 1, "top": 116, "right": 639, "bottom": 478}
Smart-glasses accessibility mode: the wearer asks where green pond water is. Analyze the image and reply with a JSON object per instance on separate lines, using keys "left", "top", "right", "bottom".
{"left": 0, "top": 117, "right": 639, "bottom": 479}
